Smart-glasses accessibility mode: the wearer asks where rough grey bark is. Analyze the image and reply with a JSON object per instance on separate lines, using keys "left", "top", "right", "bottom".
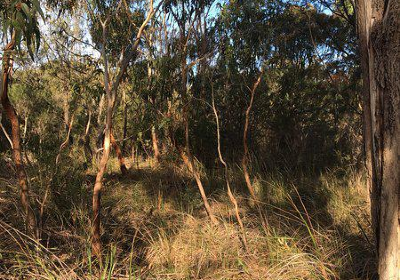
{"left": 356, "top": 0, "right": 399, "bottom": 278}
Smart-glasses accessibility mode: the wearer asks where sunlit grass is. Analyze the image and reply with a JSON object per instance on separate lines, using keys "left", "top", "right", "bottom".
{"left": 0, "top": 159, "right": 375, "bottom": 279}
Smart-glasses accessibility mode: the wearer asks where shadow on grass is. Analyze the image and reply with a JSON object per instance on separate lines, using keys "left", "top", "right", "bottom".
{"left": 96, "top": 163, "right": 377, "bottom": 279}
{"left": 0, "top": 156, "right": 377, "bottom": 279}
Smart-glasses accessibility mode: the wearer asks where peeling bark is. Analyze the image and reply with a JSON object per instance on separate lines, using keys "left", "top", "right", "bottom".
{"left": 356, "top": 0, "right": 399, "bottom": 278}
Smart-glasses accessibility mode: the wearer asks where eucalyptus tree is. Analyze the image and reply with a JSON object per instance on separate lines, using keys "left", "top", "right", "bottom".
{"left": 1, "top": 0, "right": 44, "bottom": 238}
{"left": 356, "top": 0, "right": 399, "bottom": 278}
{"left": 164, "top": 0, "right": 218, "bottom": 224}
{"left": 85, "top": 0, "right": 156, "bottom": 259}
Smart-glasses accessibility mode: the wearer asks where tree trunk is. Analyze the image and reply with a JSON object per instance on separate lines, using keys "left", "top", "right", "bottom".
{"left": 122, "top": 89, "right": 128, "bottom": 153}
{"left": 91, "top": 0, "right": 155, "bottom": 261}
{"left": 242, "top": 73, "right": 263, "bottom": 203}
{"left": 211, "top": 83, "right": 247, "bottom": 247}
{"left": 356, "top": 0, "right": 399, "bottom": 278}
{"left": 92, "top": 20, "right": 113, "bottom": 261}
{"left": 83, "top": 110, "right": 93, "bottom": 166}
{"left": 179, "top": 33, "right": 217, "bottom": 224}
{"left": 1, "top": 37, "right": 37, "bottom": 238}
{"left": 110, "top": 132, "right": 128, "bottom": 175}
{"left": 63, "top": 87, "right": 73, "bottom": 145}
{"left": 91, "top": 114, "right": 111, "bottom": 260}
{"left": 180, "top": 97, "right": 217, "bottom": 224}
{"left": 151, "top": 126, "right": 161, "bottom": 163}
{"left": 97, "top": 93, "right": 105, "bottom": 126}
{"left": 180, "top": 147, "right": 218, "bottom": 224}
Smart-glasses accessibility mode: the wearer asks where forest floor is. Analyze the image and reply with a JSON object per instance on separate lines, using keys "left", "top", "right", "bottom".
{"left": 0, "top": 157, "right": 377, "bottom": 279}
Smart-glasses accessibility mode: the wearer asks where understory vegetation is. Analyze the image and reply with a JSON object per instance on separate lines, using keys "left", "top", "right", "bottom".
{"left": 1, "top": 0, "right": 394, "bottom": 279}
{"left": 1, "top": 160, "right": 375, "bottom": 279}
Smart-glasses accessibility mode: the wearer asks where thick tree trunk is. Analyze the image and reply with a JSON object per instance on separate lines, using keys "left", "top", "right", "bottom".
{"left": 1, "top": 38, "right": 37, "bottom": 238}
{"left": 356, "top": 0, "right": 399, "bottom": 278}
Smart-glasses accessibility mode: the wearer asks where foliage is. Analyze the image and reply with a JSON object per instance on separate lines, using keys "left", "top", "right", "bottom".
{"left": 0, "top": 0, "right": 373, "bottom": 278}
{"left": 1, "top": 0, "right": 44, "bottom": 59}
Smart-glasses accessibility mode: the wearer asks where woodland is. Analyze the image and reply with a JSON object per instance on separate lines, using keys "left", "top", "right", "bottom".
{"left": 0, "top": 0, "right": 398, "bottom": 279}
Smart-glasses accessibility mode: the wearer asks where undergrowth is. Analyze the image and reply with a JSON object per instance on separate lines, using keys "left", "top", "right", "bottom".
{"left": 0, "top": 158, "right": 376, "bottom": 279}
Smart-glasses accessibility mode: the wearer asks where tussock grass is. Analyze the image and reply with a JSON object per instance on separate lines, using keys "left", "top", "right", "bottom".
{"left": 0, "top": 159, "right": 376, "bottom": 279}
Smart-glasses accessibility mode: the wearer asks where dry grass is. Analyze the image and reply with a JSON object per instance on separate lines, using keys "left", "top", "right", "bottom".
{"left": 0, "top": 159, "right": 376, "bottom": 279}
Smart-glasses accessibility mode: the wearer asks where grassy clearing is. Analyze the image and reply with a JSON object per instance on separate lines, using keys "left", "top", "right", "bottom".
{"left": 0, "top": 159, "right": 376, "bottom": 279}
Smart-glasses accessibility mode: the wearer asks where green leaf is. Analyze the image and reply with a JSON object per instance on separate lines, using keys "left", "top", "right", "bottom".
{"left": 34, "top": 27, "right": 41, "bottom": 52}
{"left": 25, "top": 25, "right": 35, "bottom": 60}
{"left": 2, "top": 17, "right": 9, "bottom": 37}
{"left": 31, "top": 0, "right": 45, "bottom": 20}
{"left": 20, "top": 3, "right": 32, "bottom": 25}
{"left": 15, "top": 12, "right": 25, "bottom": 30}
{"left": 15, "top": 29, "right": 23, "bottom": 47}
